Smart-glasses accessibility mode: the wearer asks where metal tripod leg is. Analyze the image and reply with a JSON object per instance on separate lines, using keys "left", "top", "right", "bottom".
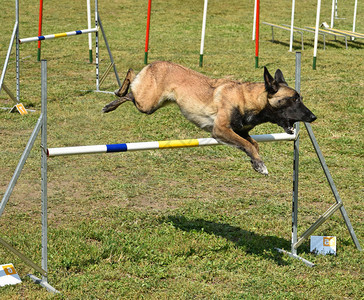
{"left": 98, "top": 15, "right": 121, "bottom": 87}
{"left": 304, "top": 122, "right": 362, "bottom": 251}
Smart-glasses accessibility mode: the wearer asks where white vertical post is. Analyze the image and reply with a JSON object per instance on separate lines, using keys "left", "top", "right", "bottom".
{"left": 87, "top": 0, "right": 93, "bottom": 63}
{"left": 252, "top": 0, "right": 257, "bottom": 40}
{"left": 313, "top": 0, "right": 321, "bottom": 70}
{"left": 353, "top": 0, "right": 358, "bottom": 34}
{"left": 330, "top": 0, "right": 335, "bottom": 28}
{"left": 199, "top": 0, "right": 208, "bottom": 67}
{"left": 289, "top": 0, "right": 295, "bottom": 52}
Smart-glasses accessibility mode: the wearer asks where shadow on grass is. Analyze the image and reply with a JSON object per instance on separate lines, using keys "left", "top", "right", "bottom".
{"left": 162, "top": 215, "right": 292, "bottom": 266}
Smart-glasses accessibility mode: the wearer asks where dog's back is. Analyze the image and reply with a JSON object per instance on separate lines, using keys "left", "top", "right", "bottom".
{"left": 129, "top": 61, "right": 231, "bottom": 130}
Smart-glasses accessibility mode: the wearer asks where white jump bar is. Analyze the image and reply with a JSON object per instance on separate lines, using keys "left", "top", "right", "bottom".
{"left": 47, "top": 131, "right": 298, "bottom": 157}
{"left": 19, "top": 28, "right": 98, "bottom": 44}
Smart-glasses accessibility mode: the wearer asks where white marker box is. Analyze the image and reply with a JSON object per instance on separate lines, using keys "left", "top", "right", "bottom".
{"left": 310, "top": 236, "right": 337, "bottom": 255}
{"left": 0, "top": 264, "right": 22, "bottom": 287}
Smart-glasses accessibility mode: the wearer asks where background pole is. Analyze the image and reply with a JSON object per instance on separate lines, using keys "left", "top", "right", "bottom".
{"left": 254, "top": 0, "right": 260, "bottom": 68}
{"left": 352, "top": 0, "right": 358, "bottom": 40}
{"left": 330, "top": 0, "right": 335, "bottom": 28}
{"left": 37, "top": 0, "right": 43, "bottom": 61}
{"left": 87, "top": 0, "right": 93, "bottom": 63}
{"left": 313, "top": 0, "right": 321, "bottom": 70}
{"left": 199, "top": 0, "right": 208, "bottom": 67}
{"left": 252, "top": 0, "right": 257, "bottom": 40}
{"left": 289, "top": 0, "right": 295, "bottom": 52}
{"left": 144, "top": 0, "right": 152, "bottom": 64}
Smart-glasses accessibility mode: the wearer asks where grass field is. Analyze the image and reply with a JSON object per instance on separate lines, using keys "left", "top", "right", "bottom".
{"left": 1, "top": 0, "right": 363, "bottom": 298}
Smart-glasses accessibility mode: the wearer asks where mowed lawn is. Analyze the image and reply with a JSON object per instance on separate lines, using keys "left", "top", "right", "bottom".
{"left": 0, "top": 0, "right": 363, "bottom": 298}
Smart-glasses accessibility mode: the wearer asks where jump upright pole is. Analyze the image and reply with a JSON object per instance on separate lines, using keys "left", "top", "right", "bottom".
{"left": 313, "top": 0, "right": 321, "bottom": 70}
{"left": 144, "top": 0, "right": 152, "bottom": 64}
{"left": 27, "top": 60, "right": 59, "bottom": 293}
{"left": 289, "top": 0, "right": 295, "bottom": 52}
{"left": 199, "top": 0, "right": 208, "bottom": 67}
{"left": 254, "top": 0, "right": 260, "bottom": 68}
{"left": 37, "top": 0, "right": 43, "bottom": 61}
{"left": 291, "top": 52, "right": 306, "bottom": 264}
{"left": 252, "top": 0, "right": 257, "bottom": 40}
{"left": 330, "top": 0, "right": 335, "bottom": 28}
{"left": 352, "top": 0, "right": 358, "bottom": 38}
{"left": 87, "top": 0, "right": 93, "bottom": 63}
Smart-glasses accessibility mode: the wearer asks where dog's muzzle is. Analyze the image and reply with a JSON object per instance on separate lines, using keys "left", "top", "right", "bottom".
{"left": 307, "top": 113, "right": 317, "bottom": 123}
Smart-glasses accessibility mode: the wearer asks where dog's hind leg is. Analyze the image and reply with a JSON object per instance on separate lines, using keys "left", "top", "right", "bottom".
{"left": 114, "top": 68, "right": 136, "bottom": 97}
{"left": 103, "top": 68, "right": 136, "bottom": 113}
{"left": 102, "top": 92, "right": 134, "bottom": 113}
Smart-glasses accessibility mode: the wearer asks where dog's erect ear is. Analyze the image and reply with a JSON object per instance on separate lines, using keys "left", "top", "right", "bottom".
{"left": 274, "top": 69, "right": 288, "bottom": 86}
{"left": 264, "top": 66, "right": 279, "bottom": 94}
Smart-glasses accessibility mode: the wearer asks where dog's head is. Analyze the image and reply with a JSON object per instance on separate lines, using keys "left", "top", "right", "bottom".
{"left": 263, "top": 67, "right": 317, "bottom": 134}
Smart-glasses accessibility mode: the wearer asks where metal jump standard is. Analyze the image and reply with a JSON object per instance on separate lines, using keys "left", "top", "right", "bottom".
{"left": 0, "top": 54, "right": 361, "bottom": 294}
{"left": 0, "top": 0, "right": 121, "bottom": 111}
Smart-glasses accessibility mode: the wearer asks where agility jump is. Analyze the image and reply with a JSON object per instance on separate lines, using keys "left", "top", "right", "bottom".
{"left": 0, "top": 0, "right": 121, "bottom": 113}
{"left": 0, "top": 56, "right": 361, "bottom": 293}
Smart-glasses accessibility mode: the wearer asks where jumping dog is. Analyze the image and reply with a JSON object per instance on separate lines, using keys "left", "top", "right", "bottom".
{"left": 103, "top": 61, "right": 316, "bottom": 175}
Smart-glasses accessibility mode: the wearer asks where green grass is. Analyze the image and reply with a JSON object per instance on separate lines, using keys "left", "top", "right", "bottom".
{"left": 1, "top": 0, "right": 363, "bottom": 298}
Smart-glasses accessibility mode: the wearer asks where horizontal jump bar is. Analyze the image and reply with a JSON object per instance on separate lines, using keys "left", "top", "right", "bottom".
{"left": 19, "top": 28, "right": 98, "bottom": 44}
{"left": 47, "top": 132, "right": 297, "bottom": 157}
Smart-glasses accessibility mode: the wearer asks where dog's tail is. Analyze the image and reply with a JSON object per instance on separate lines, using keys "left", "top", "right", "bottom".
{"left": 102, "top": 68, "right": 135, "bottom": 113}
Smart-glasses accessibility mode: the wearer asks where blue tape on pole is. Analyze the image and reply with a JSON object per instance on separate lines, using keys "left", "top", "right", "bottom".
{"left": 76, "top": 30, "right": 82, "bottom": 35}
{"left": 39, "top": 36, "right": 45, "bottom": 40}
{"left": 106, "top": 143, "right": 128, "bottom": 152}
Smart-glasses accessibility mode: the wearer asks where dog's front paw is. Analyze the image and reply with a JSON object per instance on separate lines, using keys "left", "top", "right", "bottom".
{"left": 251, "top": 160, "right": 269, "bottom": 176}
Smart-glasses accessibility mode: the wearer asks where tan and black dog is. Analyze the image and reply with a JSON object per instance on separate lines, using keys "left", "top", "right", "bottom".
{"left": 103, "top": 61, "right": 316, "bottom": 175}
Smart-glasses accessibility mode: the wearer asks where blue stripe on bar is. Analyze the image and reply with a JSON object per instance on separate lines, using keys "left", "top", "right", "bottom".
{"left": 75, "top": 30, "right": 82, "bottom": 35}
{"left": 106, "top": 143, "right": 128, "bottom": 152}
{"left": 39, "top": 36, "right": 45, "bottom": 40}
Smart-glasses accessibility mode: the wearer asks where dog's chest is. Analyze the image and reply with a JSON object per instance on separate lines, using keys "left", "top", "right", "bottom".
{"left": 230, "top": 107, "right": 261, "bottom": 132}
